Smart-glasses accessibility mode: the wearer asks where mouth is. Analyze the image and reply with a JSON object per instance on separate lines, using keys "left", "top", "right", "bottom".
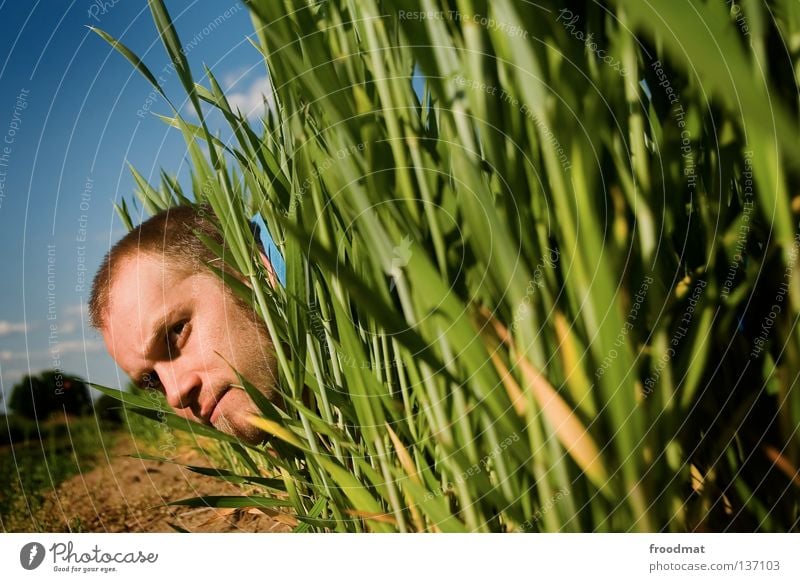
{"left": 207, "top": 385, "right": 233, "bottom": 425}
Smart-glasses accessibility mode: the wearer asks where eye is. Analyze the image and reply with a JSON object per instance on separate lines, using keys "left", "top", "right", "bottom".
{"left": 167, "top": 320, "right": 189, "bottom": 350}
{"left": 170, "top": 320, "right": 185, "bottom": 337}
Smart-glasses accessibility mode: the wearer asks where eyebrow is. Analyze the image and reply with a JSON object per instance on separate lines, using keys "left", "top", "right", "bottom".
{"left": 132, "top": 309, "right": 181, "bottom": 383}
{"left": 130, "top": 335, "right": 165, "bottom": 389}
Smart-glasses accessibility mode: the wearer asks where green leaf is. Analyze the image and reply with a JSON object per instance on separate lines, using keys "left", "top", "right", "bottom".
{"left": 89, "top": 27, "right": 168, "bottom": 101}
{"left": 168, "top": 495, "right": 292, "bottom": 509}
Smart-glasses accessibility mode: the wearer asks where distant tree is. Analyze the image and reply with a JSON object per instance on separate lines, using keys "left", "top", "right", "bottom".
{"left": 0, "top": 414, "right": 34, "bottom": 445}
{"left": 8, "top": 370, "right": 92, "bottom": 419}
{"left": 93, "top": 393, "right": 123, "bottom": 424}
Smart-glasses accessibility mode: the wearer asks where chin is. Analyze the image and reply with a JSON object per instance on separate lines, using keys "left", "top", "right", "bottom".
{"left": 211, "top": 392, "right": 270, "bottom": 445}
{"left": 212, "top": 413, "right": 268, "bottom": 444}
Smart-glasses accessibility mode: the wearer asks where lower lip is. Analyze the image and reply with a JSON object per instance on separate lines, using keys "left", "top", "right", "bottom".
{"left": 209, "top": 387, "right": 231, "bottom": 424}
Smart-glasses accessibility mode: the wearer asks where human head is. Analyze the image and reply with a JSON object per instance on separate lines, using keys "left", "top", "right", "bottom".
{"left": 89, "top": 204, "right": 278, "bottom": 444}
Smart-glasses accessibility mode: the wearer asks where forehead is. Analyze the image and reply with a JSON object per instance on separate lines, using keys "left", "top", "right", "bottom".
{"left": 100, "top": 253, "right": 202, "bottom": 375}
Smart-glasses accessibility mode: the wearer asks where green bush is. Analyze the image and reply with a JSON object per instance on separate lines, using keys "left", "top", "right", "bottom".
{"left": 93, "top": 0, "right": 800, "bottom": 531}
{"left": 92, "top": 394, "right": 124, "bottom": 424}
{"left": 0, "top": 415, "right": 36, "bottom": 446}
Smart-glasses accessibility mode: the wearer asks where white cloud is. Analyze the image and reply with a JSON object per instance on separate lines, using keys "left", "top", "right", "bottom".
{"left": 222, "top": 66, "right": 251, "bottom": 90}
{"left": 0, "top": 368, "right": 28, "bottom": 397}
{"left": 64, "top": 304, "right": 88, "bottom": 317}
{"left": 227, "top": 75, "right": 275, "bottom": 120}
{"left": 59, "top": 320, "right": 78, "bottom": 335}
{"left": 57, "top": 340, "right": 104, "bottom": 354}
{"left": 60, "top": 306, "right": 88, "bottom": 335}
{"left": 0, "top": 340, "right": 103, "bottom": 362}
{"left": 185, "top": 100, "right": 201, "bottom": 119}
{"left": 0, "top": 321, "right": 29, "bottom": 336}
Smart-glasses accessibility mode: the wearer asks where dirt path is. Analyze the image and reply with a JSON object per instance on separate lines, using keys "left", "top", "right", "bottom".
{"left": 35, "top": 436, "right": 293, "bottom": 533}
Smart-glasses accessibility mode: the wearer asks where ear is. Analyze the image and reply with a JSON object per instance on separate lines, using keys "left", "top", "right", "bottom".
{"left": 258, "top": 249, "right": 279, "bottom": 288}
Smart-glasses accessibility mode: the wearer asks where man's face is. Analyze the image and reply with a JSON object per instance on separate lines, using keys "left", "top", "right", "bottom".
{"left": 100, "top": 252, "right": 277, "bottom": 444}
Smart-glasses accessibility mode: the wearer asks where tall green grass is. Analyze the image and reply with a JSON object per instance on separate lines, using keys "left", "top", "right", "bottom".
{"left": 93, "top": 0, "right": 800, "bottom": 531}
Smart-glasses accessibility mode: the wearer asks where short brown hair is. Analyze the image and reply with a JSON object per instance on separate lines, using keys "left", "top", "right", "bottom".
{"left": 89, "top": 204, "right": 240, "bottom": 329}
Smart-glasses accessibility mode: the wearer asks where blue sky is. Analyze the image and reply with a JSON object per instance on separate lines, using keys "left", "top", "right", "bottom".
{"left": 0, "top": 0, "right": 272, "bottom": 409}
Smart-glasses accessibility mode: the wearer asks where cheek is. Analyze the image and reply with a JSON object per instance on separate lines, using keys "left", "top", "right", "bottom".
{"left": 232, "top": 323, "right": 275, "bottom": 376}
{"left": 217, "top": 304, "right": 267, "bottom": 355}
{"left": 193, "top": 295, "right": 275, "bottom": 381}
{"left": 190, "top": 315, "right": 233, "bottom": 361}
{"left": 215, "top": 389, "right": 265, "bottom": 443}
{"left": 220, "top": 388, "right": 258, "bottom": 415}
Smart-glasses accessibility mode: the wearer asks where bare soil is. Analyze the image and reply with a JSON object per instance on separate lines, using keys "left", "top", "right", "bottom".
{"left": 35, "top": 436, "right": 293, "bottom": 533}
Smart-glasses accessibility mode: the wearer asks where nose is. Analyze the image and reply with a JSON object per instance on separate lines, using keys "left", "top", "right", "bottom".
{"left": 155, "top": 363, "right": 203, "bottom": 417}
